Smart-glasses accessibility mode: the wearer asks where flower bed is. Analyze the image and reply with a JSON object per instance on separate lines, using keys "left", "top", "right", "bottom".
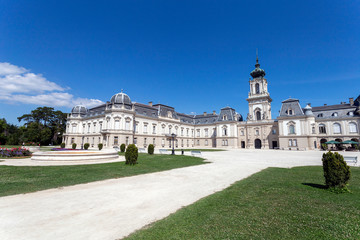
{"left": 51, "top": 148, "right": 80, "bottom": 151}
{"left": 0, "top": 147, "right": 32, "bottom": 158}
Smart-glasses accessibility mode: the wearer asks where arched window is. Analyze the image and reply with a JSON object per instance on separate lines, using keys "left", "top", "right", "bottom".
{"left": 349, "top": 122, "right": 358, "bottom": 133}
{"left": 333, "top": 123, "right": 341, "bottom": 134}
{"left": 289, "top": 125, "right": 295, "bottom": 134}
{"left": 256, "top": 111, "right": 261, "bottom": 120}
{"left": 332, "top": 112, "right": 338, "bottom": 117}
{"left": 319, "top": 124, "right": 326, "bottom": 134}
{"left": 222, "top": 126, "right": 227, "bottom": 136}
{"left": 255, "top": 83, "right": 260, "bottom": 94}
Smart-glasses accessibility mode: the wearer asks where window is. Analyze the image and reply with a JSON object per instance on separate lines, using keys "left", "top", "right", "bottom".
{"left": 162, "top": 125, "right": 165, "bottom": 134}
{"left": 153, "top": 125, "right": 156, "bottom": 134}
{"left": 333, "top": 123, "right": 341, "bottom": 134}
{"left": 114, "top": 136, "right": 118, "bottom": 145}
{"left": 222, "top": 127, "right": 227, "bottom": 136}
{"left": 191, "top": 130, "right": 194, "bottom": 137}
{"left": 288, "top": 109, "right": 293, "bottom": 115}
{"left": 144, "top": 124, "right": 148, "bottom": 133}
{"left": 272, "top": 129, "right": 276, "bottom": 135}
{"left": 187, "top": 139, "right": 189, "bottom": 147}
{"left": 134, "top": 122, "right": 138, "bottom": 133}
{"left": 241, "top": 130, "right": 245, "bottom": 136}
{"left": 181, "top": 139, "right": 184, "bottom": 147}
{"left": 181, "top": 128, "right": 184, "bottom": 136}
{"left": 317, "top": 113, "right": 323, "bottom": 117}
{"left": 255, "top": 83, "right": 260, "bottom": 94}
{"left": 125, "top": 137, "right": 129, "bottom": 145}
{"left": 223, "top": 115, "right": 228, "bottom": 121}
{"left": 134, "top": 138, "right": 137, "bottom": 145}
{"left": 349, "top": 122, "right": 358, "bottom": 133}
{"left": 93, "top": 123, "right": 96, "bottom": 133}
{"left": 256, "top": 111, "right": 261, "bottom": 120}
{"left": 289, "top": 125, "right": 295, "bottom": 134}
{"left": 293, "top": 139, "right": 297, "bottom": 147}
{"left": 255, "top": 129, "right": 259, "bottom": 135}
{"left": 168, "top": 126, "right": 172, "bottom": 134}
{"left": 205, "top": 140, "right": 208, "bottom": 146}
{"left": 205, "top": 129, "right": 208, "bottom": 137}
{"left": 153, "top": 138, "right": 156, "bottom": 145}
{"left": 186, "top": 129, "right": 189, "bottom": 136}
{"left": 71, "top": 138, "right": 75, "bottom": 144}
{"left": 115, "top": 120, "right": 120, "bottom": 129}
{"left": 72, "top": 125, "right": 76, "bottom": 133}
{"left": 222, "top": 139, "right": 228, "bottom": 146}
{"left": 312, "top": 127, "right": 315, "bottom": 134}
{"left": 125, "top": 120, "right": 130, "bottom": 130}
{"left": 319, "top": 124, "right": 326, "bottom": 134}
{"left": 289, "top": 139, "right": 292, "bottom": 147}
{"left": 161, "top": 138, "right": 165, "bottom": 146}
{"left": 82, "top": 124, "right": 85, "bottom": 134}
{"left": 144, "top": 138, "right": 147, "bottom": 145}
{"left": 197, "top": 140, "right": 200, "bottom": 145}
{"left": 332, "top": 112, "right": 338, "bottom": 117}
{"left": 87, "top": 123, "right": 91, "bottom": 133}
{"left": 99, "top": 122, "right": 102, "bottom": 131}
{"left": 197, "top": 129, "right": 200, "bottom": 137}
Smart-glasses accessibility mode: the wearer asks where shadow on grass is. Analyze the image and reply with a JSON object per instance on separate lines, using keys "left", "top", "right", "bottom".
{"left": 302, "top": 183, "right": 327, "bottom": 190}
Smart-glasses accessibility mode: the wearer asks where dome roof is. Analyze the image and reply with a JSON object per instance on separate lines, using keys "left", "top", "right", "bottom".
{"left": 71, "top": 105, "right": 88, "bottom": 115}
{"left": 110, "top": 91, "right": 132, "bottom": 105}
{"left": 250, "top": 57, "right": 266, "bottom": 79}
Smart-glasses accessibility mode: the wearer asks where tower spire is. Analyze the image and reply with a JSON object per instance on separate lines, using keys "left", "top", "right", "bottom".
{"left": 256, "top": 48, "right": 258, "bottom": 64}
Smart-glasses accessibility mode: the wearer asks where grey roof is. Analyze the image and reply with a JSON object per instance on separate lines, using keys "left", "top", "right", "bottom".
{"left": 71, "top": 105, "right": 88, "bottom": 116}
{"left": 110, "top": 92, "right": 132, "bottom": 105}
{"left": 279, "top": 98, "right": 304, "bottom": 117}
{"left": 311, "top": 103, "right": 357, "bottom": 119}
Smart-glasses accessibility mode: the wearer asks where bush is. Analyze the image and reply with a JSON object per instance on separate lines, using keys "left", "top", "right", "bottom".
{"left": 84, "top": 143, "right": 90, "bottom": 150}
{"left": 60, "top": 142, "right": 65, "bottom": 148}
{"left": 322, "top": 151, "right": 351, "bottom": 192}
{"left": 125, "top": 144, "right": 138, "bottom": 165}
{"left": 120, "top": 143, "right": 126, "bottom": 153}
{"left": 72, "top": 143, "right": 77, "bottom": 150}
{"left": 148, "top": 144, "right": 154, "bottom": 155}
{"left": 98, "top": 143, "right": 103, "bottom": 150}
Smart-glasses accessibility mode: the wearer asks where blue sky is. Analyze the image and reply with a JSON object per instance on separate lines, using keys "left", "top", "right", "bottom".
{"left": 0, "top": 0, "right": 359, "bottom": 125}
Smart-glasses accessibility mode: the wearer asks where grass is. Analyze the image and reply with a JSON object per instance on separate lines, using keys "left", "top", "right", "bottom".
{"left": 126, "top": 166, "right": 360, "bottom": 240}
{"left": 166, "top": 149, "right": 225, "bottom": 152}
{"left": 0, "top": 153, "right": 206, "bottom": 197}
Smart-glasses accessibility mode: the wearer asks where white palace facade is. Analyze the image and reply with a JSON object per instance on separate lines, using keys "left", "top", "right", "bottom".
{"left": 63, "top": 58, "right": 360, "bottom": 150}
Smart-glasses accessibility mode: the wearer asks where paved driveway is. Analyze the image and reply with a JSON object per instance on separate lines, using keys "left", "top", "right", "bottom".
{"left": 0, "top": 149, "right": 358, "bottom": 240}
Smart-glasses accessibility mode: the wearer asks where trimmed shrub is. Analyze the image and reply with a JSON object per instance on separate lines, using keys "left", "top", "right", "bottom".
{"left": 60, "top": 142, "right": 65, "bottom": 148}
{"left": 120, "top": 143, "right": 126, "bottom": 153}
{"left": 84, "top": 143, "right": 90, "bottom": 150}
{"left": 148, "top": 144, "right": 154, "bottom": 155}
{"left": 98, "top": 143, "right": 103, "bottom": 150}
{"left": 72, "top": 143, "right": 77, "bottom": 150}
{"left": 125, "top": 144, "right": 138, "bottom": 165}
{"left": 322, "top": 151, "right": 351, "bottom": 192}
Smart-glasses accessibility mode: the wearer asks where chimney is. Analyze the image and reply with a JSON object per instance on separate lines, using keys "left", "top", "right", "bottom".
{"left": 203, "top": 112, "right": 207, "bottom": 116}
{"left": 148, "top": 101, "right": 153, "bottom": 107}
{"left": 213, "top": 110, "right": 216, "bottom": 115}
{"left": 350, "top": 98, "right": 354, "bottom": 105}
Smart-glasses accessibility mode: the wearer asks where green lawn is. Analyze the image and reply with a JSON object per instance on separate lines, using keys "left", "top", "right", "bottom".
{"left": 167, "top": 149, "right": 225, "bottom": 152}
{"left": 0, "top": 154, "right": 206, "bottom": 197}
{"left": 126, "top": 166, "right": 360, "bottom": 240}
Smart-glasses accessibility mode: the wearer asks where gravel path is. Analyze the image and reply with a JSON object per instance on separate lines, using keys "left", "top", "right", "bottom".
{"left": 0, "top": 149, "right": 358, "bottom": 240}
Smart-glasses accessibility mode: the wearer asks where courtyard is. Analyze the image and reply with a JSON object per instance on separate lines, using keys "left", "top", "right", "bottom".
{"left": 0, "top": 149, "right": 359, "bottom": 239}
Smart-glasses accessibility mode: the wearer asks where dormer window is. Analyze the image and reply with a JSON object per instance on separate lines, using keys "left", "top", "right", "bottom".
{"left": 332, "top": 112, "right": 338, "bottom": 117}
{"left": 287, "top": 109, "right": 293, "bottom": 115}
{"left": 348, "top": 111, "right": 354, "bottom": 116}
{"left": 317, "top": 113, "right": 323, "bottom": 117}
{"left": 223, "top": 115, "right": 228, "bottom": 121}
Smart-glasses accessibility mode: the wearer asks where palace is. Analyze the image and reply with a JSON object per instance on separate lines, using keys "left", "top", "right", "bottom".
{"left": 63, "top": 57, "right": 360, "bottom": 150}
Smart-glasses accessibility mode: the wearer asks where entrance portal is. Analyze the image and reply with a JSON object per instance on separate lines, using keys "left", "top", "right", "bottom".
{"left": 272, "top": 141, "right": 278, "bottom": 149}
{"left": 255, "top": 139, "right": 262, "bottom": 149}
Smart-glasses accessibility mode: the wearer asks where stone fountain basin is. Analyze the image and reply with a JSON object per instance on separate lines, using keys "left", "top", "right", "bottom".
{"left": 31, "top": 149, "right": 119, "bottom": 161}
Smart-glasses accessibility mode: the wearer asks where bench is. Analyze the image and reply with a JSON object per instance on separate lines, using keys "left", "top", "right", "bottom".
{"left": 344, "top": 156, "right": 358, "bottom": 165}
{"left": 138, "top": 148, "right": 146, "bottom": 153}
{"left": 191, "top": 150, "right": 202, "bottom": 156}
{"left": 159, "top": 149, "right": 169, "bottom": 154}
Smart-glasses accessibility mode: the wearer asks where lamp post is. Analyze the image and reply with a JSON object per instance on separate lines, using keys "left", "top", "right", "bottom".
{"left": 81, "top": 136, "right": 84, "bottom": 150}
{"left": 171, "top": 133, "right": 176, "bottom": 155}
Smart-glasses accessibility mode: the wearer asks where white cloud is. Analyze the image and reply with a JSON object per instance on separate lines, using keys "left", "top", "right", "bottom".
{"left": 0, "top": 62, "right": 104, "bottom": 108}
